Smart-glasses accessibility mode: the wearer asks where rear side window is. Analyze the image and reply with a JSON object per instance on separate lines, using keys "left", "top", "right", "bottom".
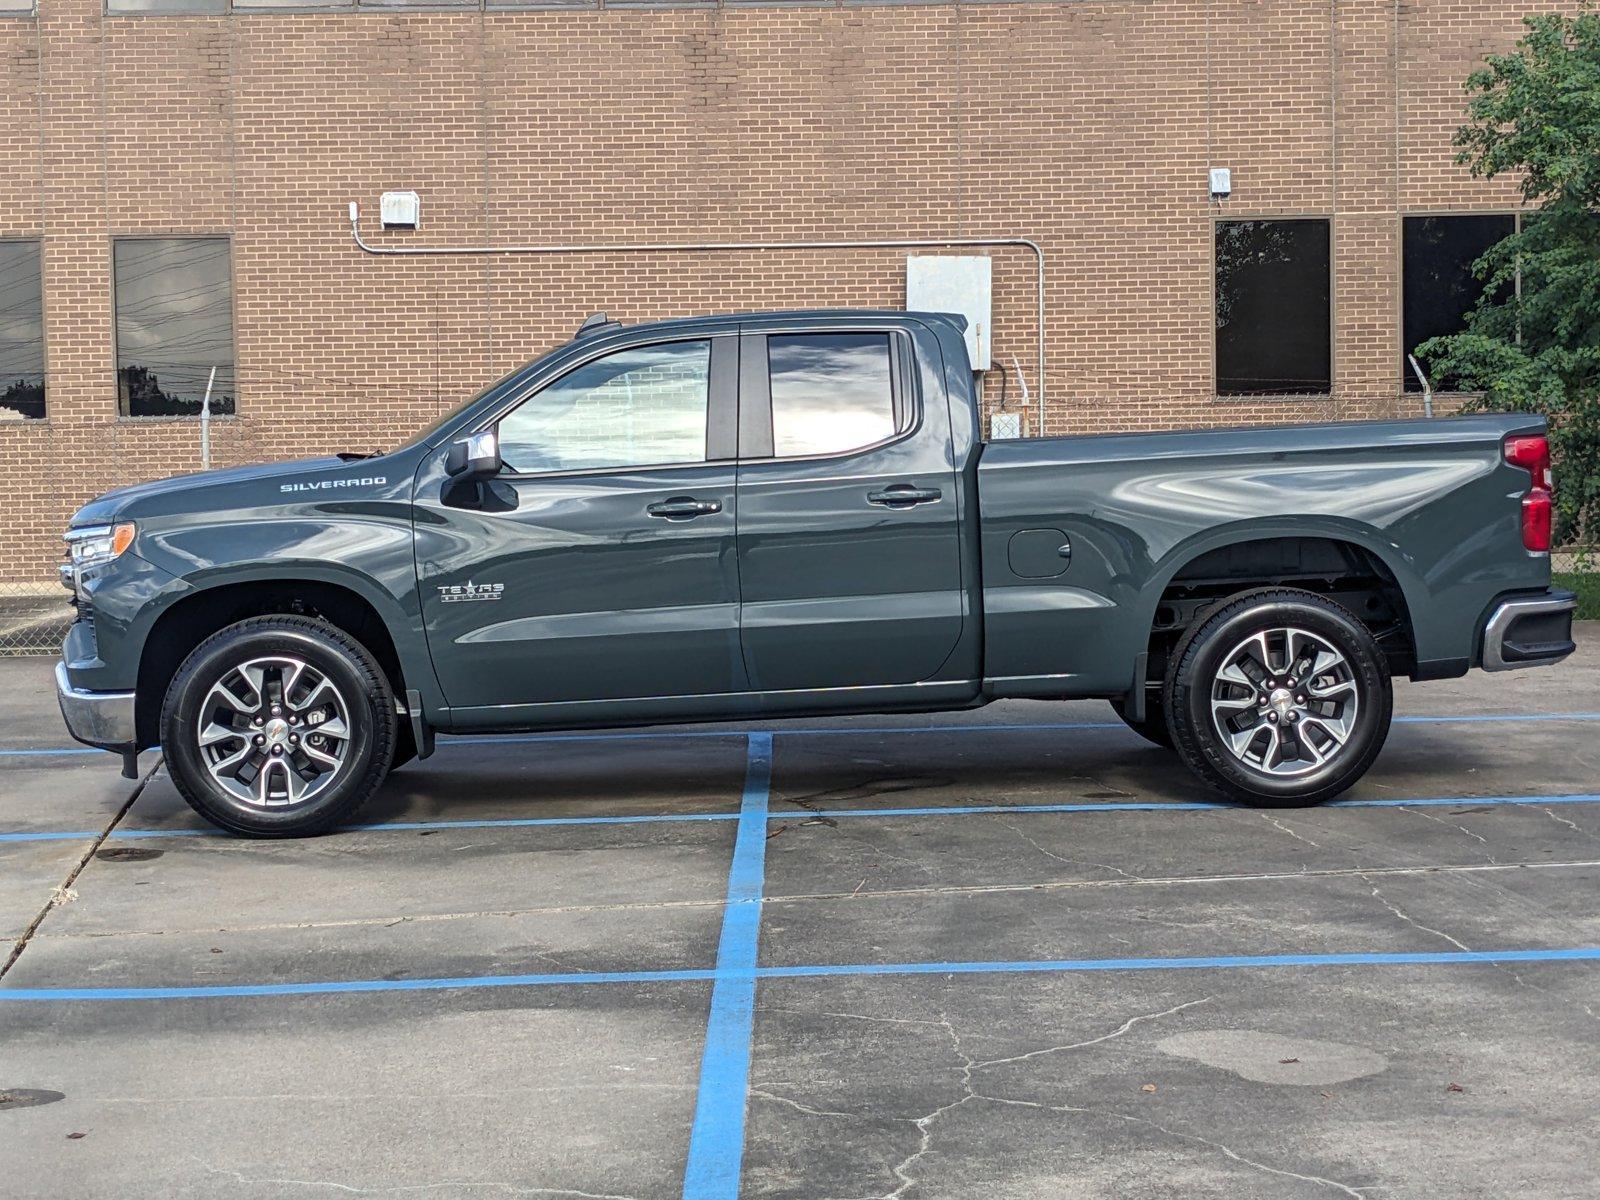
{"left": 498, "top": 339, "right": 710, "bottom": 474}
{"left": 768, "top": 333, "right": 897, "bottom": 458}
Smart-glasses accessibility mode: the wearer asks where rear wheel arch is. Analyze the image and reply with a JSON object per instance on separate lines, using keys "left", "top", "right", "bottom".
{"left": 1134, "top": 531, "right": 1419, "bottom": 695}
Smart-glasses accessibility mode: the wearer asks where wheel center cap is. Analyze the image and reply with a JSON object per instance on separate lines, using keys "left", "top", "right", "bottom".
{"left": 1268, "top": 687, "right": 1295, "bottom": 719}
{"left": 264, "top": 718, "right": 291, "bottom": 747}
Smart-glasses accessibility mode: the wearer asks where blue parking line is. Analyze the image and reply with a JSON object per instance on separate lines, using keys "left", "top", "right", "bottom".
{"left": 0, "top": 746, "right": 100, "bottom": 758}
{"left": 0, "top": 968, "right": 719, "bottom": 1001}
{"left": 5, "top": 709, "right": 1599, "bottom": 761}
{"left": 5, "top": 944, "right": 1598, "bottom": 1003}
{"left": 681, "top": 733, "right": 773, "bottom": 1200}
{"left": 793, "top": 792, "right": 1600, "bottom": 820}
{"left": 758, "top": 945, "right": 1600, "bottom": 980}
{"left": 5, "top": 791, "right": 1600, "bottom": 845}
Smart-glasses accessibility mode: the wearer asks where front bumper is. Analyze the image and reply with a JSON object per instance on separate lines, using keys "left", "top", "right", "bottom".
{"left": 55, "top": 661, "right": 136, "bottom": 752}
{"left": 1482, "top": 589, "right": 1578, "bottom": 671}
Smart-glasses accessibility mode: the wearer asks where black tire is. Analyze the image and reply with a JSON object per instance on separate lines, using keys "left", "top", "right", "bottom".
{"left": 1110, "top": 692, "right": 1174, "bottom": 749}
{"left": 160, "top": 616, "right": 397, "bottom": 837}
{"left": 1164, "top": 587, "right": 1392, "bottom": 807}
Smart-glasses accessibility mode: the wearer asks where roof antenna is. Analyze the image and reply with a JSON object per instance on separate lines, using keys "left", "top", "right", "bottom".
{"left": 576, "top": 312, "right": 623, "bottom": 339}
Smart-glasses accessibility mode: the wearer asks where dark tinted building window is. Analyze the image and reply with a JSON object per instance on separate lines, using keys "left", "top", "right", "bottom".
{"left": 106, "top": 0, "right": 226, "bottom": 11}
{"left": 115, "top": 239, "right": 234, "bottom": 417}
{"left": 769, "top": 332, "right": 896, "bottom": 457}
{"left": 1402, "top": 215, "right": 1515, "bottom": 391}
{"left": 1215, "top": 219, "right": 1331, "bottom": 395}
{"left": 0, "top": 241, "right": 45, "bottom": 421}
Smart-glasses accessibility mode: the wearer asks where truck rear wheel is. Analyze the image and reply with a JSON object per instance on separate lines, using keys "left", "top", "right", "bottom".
{"left": 160, "top": 616, "right": 397, "bottom": 837}
{"left": 1164, "top": 588, "right": 1391, "bottom": 807}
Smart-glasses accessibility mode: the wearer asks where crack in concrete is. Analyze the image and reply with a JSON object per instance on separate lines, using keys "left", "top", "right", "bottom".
{"left": 976, "top": 1096, "right": 1374, "bottom": 1198}
{"left": 1260, "top": 812, "right": 1325, "bottom": 850}
{"left": 1356, "top": 875, "right": 1598, "bottom": 1023}
{"left": 30, "top": 856, "right": 1600, "bottom": 943}
{"left": 748, "top": 1087, "right": 860, "bottom": 1120}
{"left": 1358, "top": 874, "right": 1472, "bottom": 952}
{"left": 994, "top": 817, "right": 1144, "bottom": 881}
{"left": 0, "top": 757, "right": 159, "bottom": 979}
{"left": 969, "top": 997, "right": 1215, "bottom": 1070}
{"left": 811, "top": 1000, "right": 1231, "bottom": 1200}
{"left": 819, "top": 998, "right": 1369, "bottom": 1200}
{"left": 1401, "top": 806, "right": 1497, "bottom": 861}
{"left": 193, "top": 1158, "right": 639, "bottom": 1198}
{"left": 1542, "top": 806, "right": 1600, "bottom": 841}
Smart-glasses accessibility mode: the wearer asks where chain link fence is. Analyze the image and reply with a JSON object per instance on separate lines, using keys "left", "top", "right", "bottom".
{"left": 0, "top": 580, "right": 71, "bottom": 656}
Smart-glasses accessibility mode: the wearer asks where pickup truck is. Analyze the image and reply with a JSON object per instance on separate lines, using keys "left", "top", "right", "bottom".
{"left": 56, "top": 310, "right": 1577, "bottom": 836}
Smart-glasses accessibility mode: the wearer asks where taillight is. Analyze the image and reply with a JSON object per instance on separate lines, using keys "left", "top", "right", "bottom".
{"left": 1505, "top": 435, "right": 1552, "bottom": 489}
{"left": 1504, "top": 434, "right": 1554, "bottom": 552}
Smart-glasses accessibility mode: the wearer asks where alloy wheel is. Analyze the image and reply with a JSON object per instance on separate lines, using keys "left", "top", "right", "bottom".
{"left": 1209, "top": 626, "right": 1360, "bottom": 777}
{"left": 194, "top": 654, "right": 353, "bottom": 807}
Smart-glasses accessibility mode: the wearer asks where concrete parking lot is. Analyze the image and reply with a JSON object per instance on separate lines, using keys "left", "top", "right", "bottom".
{"left": 3, "top": 631, "right": 1599, "bottom": 1199}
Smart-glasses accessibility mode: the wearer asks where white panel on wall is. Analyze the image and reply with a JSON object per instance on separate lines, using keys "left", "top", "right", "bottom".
{"left": 905, "top": 255, "right": 992, "bottom": 370}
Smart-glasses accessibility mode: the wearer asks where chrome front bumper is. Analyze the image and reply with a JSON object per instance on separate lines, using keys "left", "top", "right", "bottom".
{"left": 55, "top": 662, "right": 136, "bottom": 751}
{"left": 1482, "top": 590, "right": 1578, "bottom": 672}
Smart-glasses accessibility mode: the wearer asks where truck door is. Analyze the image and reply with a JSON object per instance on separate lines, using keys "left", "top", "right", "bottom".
{"left": 414, "top": 334, "right": 745, "bottom": 714}
{"left": 734, "top": 325, "right": 965, "bottom": 694}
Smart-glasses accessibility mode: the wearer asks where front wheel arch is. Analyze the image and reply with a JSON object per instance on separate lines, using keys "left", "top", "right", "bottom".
{"left": 136, "top": 578, "right": 412, "bottom": 750}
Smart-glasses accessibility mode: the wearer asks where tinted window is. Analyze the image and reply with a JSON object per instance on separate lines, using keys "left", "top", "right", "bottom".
{"left": 107, "top": 0, "right": 227, "bottom": 11}
{"left": 1403, "top": 215, "right": 1515, "bottom": 391}
{"left": 769, "top": 332, "right": 896, "bottom": 457}
{"left": 115, "top": 239, "right": 234, "bottom": 417}
{"left": 0, "top": 241, "right": 44, "bottom": 420}
{"left": 499, "top": 340, "right": 710, "bottom": 474}
{"left": 1215, "top": 219, "right": 1331, "bottom": 395}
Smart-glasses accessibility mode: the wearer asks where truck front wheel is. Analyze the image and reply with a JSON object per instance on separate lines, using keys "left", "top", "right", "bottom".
{"left": 160, "top": 616, "right": 397, "bottom": 837}
{"left": 1164, "top": 588, "right": 1392, "bottom": 807}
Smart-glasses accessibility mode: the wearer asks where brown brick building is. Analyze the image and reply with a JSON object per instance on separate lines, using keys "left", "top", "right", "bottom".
{"left": 0, "top": 0, "right": 1535, "bottom": 582}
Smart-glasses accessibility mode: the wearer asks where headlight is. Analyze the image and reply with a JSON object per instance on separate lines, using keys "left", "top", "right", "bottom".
{"left": 63, "top": 523, "right": 136, "bottom": 570}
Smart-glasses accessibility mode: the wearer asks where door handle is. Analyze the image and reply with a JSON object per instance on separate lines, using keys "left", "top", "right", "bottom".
{"left": 866, "top": 485, "right": 942, "bottom": 508}
{"left": 647, "top": 496, "right": 723, "bottom": 520}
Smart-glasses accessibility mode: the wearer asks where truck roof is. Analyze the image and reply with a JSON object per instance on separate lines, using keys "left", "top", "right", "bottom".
{"left": 567, "top": 308, "right": 968, "bottom": 344}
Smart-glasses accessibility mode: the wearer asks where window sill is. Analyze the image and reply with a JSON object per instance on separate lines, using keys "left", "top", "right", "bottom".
{"left": 1210, "top": 393, "right": 1335, "bottom": 404}
{"left": 114, "top": 413, "right": 240, "bottom": 424}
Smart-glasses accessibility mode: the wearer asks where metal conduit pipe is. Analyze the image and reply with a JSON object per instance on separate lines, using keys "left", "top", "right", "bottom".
{"left": 347, "top": 201, "right": 1047, "bottom": 433}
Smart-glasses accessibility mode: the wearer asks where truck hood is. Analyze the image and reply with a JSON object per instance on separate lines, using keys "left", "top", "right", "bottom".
{"left": 69, "top": 455, "right": 384, "bottom": 527}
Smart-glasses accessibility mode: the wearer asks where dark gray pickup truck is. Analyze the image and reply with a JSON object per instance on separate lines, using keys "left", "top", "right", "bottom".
{"left": 57, "top": 310, "right": 1576, "bottom": 835}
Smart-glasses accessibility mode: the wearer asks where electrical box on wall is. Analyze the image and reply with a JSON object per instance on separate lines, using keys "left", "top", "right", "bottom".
{"left": 906, "top": 255, "right": 992, "bottom": 370}
{"left": 380, "top": 191, "right": 420, "bottom": 230}
{"left": 990, "top": 411, "right": 1024, "bottom": 440}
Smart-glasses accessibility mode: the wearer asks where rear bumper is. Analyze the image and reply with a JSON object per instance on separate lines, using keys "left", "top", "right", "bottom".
{"left": 55, "top": 661, "right": 136, "bottom": 752}
{"left": 1481, "top": 589, "right": 1578, "bottom": 672}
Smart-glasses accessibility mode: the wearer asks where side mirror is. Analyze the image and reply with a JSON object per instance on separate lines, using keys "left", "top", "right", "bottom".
{"left": 445, "top": 429, "right": 501, "bottom": 481}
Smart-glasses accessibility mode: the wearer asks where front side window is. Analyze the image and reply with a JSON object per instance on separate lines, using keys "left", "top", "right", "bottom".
{"left": 1215, "top": 219, "right": 1332, "bottom": 395}
{"left": 1402, "top": 215, "right": 1516, "bottom": 391}
{"left": 115, "top": 238, "right": 235, "bottom": 417}
{"left": 0, "top": 241, "right": 44, "bottom": 420}
{"left": 498, "top": 339, "right": 710, "bottom": 474}
{"left": 768, "top": 332, "right": 897, "bottom": 458}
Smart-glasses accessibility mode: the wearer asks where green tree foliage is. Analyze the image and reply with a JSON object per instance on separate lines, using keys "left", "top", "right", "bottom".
{"left": 1417, "top": 10, "right": 1600, "bottom": 543}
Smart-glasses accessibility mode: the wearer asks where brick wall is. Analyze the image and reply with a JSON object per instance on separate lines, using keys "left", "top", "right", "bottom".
{"left": 0, "top": 0, "right": 1537, "bottom": 580}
